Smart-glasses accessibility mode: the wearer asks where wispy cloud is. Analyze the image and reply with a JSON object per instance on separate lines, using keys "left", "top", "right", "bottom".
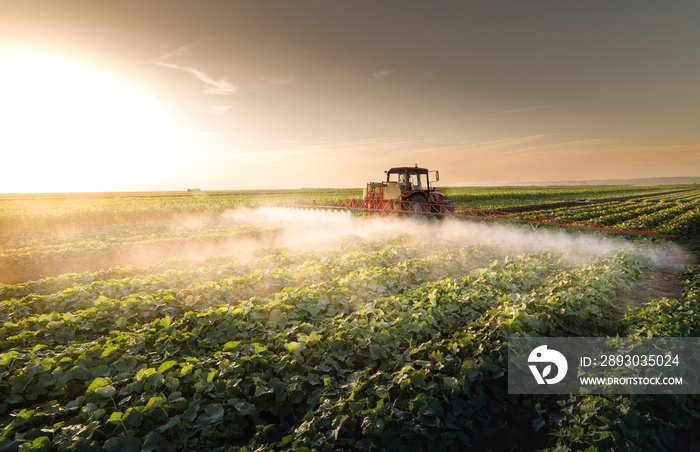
{"left": 152, "top": 44, "right": 237, "bottom": 95}
{"left": 210, "top": 105, "right": 234, "bottom": 114}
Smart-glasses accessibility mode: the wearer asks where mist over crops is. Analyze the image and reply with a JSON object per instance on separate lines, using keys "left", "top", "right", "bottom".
{"left": 220, "top": 206, "right": 692, "bottom": 271}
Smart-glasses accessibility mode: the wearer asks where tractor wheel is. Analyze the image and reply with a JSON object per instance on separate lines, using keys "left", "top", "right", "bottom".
{"left": 407, "top": 194, "right": 428, "bottom": 218}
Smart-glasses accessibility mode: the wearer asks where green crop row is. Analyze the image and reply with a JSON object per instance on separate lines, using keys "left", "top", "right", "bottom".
{"left": 0, "top": 237, "right": 393, "bottom": 301}
{"left": 0, "top": 222, "right": 283, "bottom": 268}
{"left": 442, "top": 186, "right": 692, "bottom": 211}
{"left": 0, "top": 242, "right": 505, "bottom": 352}
{"left": 0, "top": 235, "right": 479, "bottom": 302}
{"left": 524, "top": 189, "right": 700, "bottom": 240}
{"left": 0, "top": 190, "right": 363, "bottom": 238}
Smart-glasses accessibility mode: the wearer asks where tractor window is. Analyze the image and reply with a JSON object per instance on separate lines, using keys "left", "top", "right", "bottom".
{"left": 409, "top": 173, "right": 427, "bottom": 190}
{"left": 388, "top": 173, "right": 408, "bottom": 191}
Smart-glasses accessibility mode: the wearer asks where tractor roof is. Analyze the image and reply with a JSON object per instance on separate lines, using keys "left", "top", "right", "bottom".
{"left": 387, "top": 166, "right": 429, "bottom": 173}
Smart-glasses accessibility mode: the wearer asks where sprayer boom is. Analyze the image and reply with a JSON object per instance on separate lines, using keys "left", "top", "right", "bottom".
{"left": 277, "top": 166, "right": 675, "bottom": 237}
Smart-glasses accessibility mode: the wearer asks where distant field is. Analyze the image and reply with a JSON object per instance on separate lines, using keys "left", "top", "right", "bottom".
{"left": 1, "top": 185, "right": 700, "bottom": 450}
{"left": 441, "top": 184, "right": 697, "bottom": 210}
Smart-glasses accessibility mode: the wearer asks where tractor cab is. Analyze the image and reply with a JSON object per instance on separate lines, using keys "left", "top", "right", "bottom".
{"left": 386, "top": 166, "right": 433, "bottom": 195}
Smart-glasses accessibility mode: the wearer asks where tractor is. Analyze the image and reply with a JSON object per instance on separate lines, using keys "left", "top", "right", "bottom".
{"left": 362, "top": 165, "right": 453, "bottom": 215}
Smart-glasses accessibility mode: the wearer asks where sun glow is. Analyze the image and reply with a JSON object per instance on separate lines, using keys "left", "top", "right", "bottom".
{"left": 0, "top": 51, "right": 183, "bottom": 193}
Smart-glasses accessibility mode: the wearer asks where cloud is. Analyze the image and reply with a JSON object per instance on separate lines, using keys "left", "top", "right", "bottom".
{"left": 211, "top": 105, "right": 234, "bottom": 114}
{"left": 152, "top": 44, "right": 237, "bottom": 95}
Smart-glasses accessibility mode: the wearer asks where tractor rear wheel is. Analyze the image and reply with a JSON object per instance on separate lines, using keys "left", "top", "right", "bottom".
{"left": 407, "top": 194, "right": 428, "bottom": 218}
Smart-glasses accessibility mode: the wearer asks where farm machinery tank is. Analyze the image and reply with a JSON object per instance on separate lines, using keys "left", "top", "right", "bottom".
{"left": 362, "top": 164, "right": 454, "bottom": 215}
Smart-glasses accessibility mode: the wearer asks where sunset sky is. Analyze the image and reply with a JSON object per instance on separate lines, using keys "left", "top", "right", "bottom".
{"left": 2, "top": 1, "right": 699, "bottom": 192}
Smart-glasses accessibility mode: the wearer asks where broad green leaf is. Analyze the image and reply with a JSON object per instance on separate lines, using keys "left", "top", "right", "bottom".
{"left": 223, "top": 341, "right": 238, "bottom": 352}
{"left": 86, "top": 377, "right": 110, "bottom": 395}
{"left": 197, "top": 403, "right": 224, "bottom": 425}
{"left": 18, "top": 436, "right": 51, "bottom": 452}
{"left": 285, "top": 341, "right": 300, "bottom": 352}
{"left": 95, "top": 385, "right": 116, "bottom": 398}
{"left": 420, "top": 397, "right": 444, "bottom": 417}
{"left": 144, "top": 396, "right": 166, "bottom": 412}
{"left": 157, "top": 360, "right": 178, "bottom": 374}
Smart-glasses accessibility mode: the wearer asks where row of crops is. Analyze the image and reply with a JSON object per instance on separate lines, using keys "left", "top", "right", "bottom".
{"left": 0, "top": 190, "right": 361, "bottom": 237}
{"left": 441, "top": 185, "right": 693, "bottom": 210}
{"left": 524, "top": 189, "right": 700, "bottom": 240}
{"left": 0, "top": 222, "right": 282, "bottom": 269}
{"left": 2, "top": 230, "right": 700, "bottom": 450}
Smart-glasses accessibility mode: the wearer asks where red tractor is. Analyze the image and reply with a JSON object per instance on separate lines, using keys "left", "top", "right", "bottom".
{"left": 363, "top": 165, "right": 453, "bottom": 215}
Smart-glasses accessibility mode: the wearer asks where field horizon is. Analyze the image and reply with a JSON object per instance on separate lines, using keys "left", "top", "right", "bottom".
{"left": 1, "top": 175, "right": 699, "bottom": 199}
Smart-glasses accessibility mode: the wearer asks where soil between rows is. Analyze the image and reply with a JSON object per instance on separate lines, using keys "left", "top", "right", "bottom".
{"left": 615, "top": 268, "right": 687, "bottom": 314}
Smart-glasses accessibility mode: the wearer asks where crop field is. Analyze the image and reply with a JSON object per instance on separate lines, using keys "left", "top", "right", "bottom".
{"left": 1, "top": 186, "right": 700, "bottom": 451}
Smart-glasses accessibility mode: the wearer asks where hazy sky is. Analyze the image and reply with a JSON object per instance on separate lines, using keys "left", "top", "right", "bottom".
{"left": 2, "top": 1, "right": 699, "bottom": 192}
